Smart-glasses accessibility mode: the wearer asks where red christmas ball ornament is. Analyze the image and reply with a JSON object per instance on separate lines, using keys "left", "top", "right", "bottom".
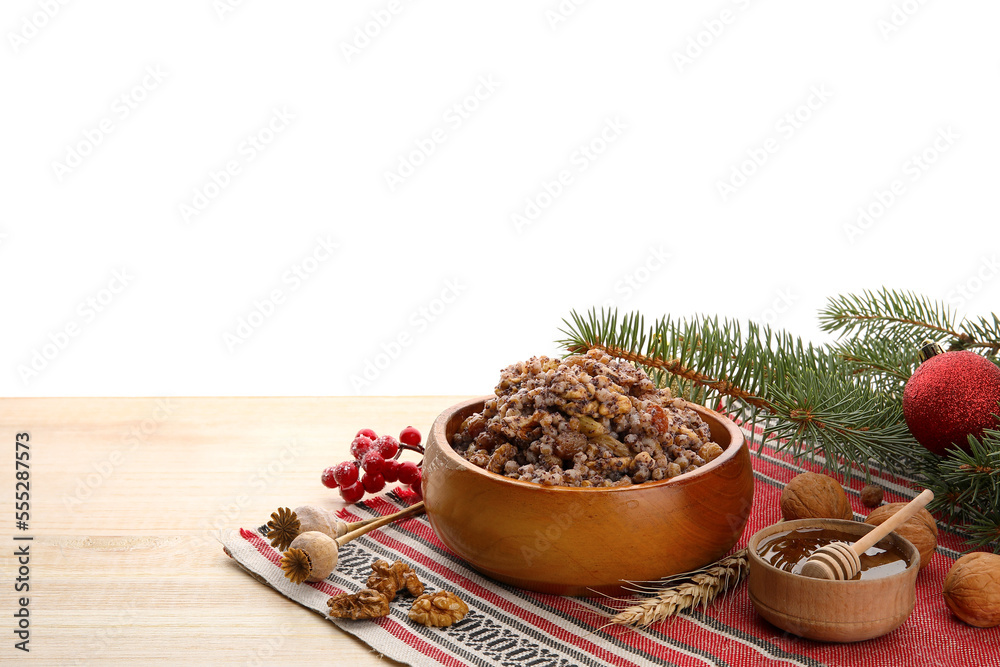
{"left": 902, "top": 343, "right": 1000, "bottom": 456}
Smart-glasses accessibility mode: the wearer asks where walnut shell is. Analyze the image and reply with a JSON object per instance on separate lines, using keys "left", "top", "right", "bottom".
{"left": 943, "top": 552, "right": 1000, "bottom": 628}
{"left": 860, "top": 484, "right": 883, "bottom": 508}
{"left": 864, "top": 502, "right": 937, "bottom": 570}
{"left": 780, "top": 472, "right": 853, "bottom": 521}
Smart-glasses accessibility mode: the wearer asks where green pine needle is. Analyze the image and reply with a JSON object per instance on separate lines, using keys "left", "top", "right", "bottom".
{"left": 557, "top": 289, "right": 1000, "bottom": 553}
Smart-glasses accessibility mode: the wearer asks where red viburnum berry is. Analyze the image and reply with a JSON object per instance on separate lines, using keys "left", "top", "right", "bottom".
{"left": 399, "top": 426, "right": 422, "bottom": 448}
{"left": 320, "top": 467, "right": 339, "bottom": 489}
{"left": 339, "top": 480, "right": 365, "bottom": 503}
{"left": 362, "top": 451, "right": 385, "bottom": 475}
{"left": 382, "top": 459, "right": 400, "bottom": 483}
{"left": 362, "top": 472, "right": 386, "bottom": 494}
{"left": 350, "top": 436, "right": 375, "bottom": 460}
{"left": 410, "top": 467, "right": 423, "bottom": 498}
{"left": 333, "top": 460, "right": 359, "bottom": 487}
{"left": 374, "top": 435, "right": 399, "bottom": 459}
{"left": 397, "top": 461, "right": 421, "bottom": 486}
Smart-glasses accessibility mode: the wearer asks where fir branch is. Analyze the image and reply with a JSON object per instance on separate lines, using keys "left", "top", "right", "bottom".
{"left": 937, "top": 434, "right": 1000, "bottom": 501}
{"left": 820, "top": 288, "right": 1000, "bottom": 357}
{"left": 558, "top": 296, "right": 1000, "bottom": 550}
{"left": 957, "top": 313, "right": 1000, "bottom": 357}
{"left": 832, "top": 337, "right": 916, "bottom": 386}
{"left": 925, "top": 428, "right": 1000, "bottom": 551}
{"left": 819, "top": 288, "right": 960, "bottom": 341}
{"left": 559, "top": 308, "right": 916, "bottom": 477}
{"left": 957, "top": 505, "right": 1000, "bottom": 551}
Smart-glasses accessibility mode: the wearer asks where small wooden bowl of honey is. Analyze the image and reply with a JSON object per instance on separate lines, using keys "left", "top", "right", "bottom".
{"left": 747, "top": 519, "right": 920, "bottom": 642}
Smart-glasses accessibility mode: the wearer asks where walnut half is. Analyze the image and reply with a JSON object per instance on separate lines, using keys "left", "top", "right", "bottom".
{"left": 408, "top": 591, "right": 469, "bottom": 627}
{"left": 367, "top": 559, "right": 425, "bottom": 602}
{"left": 327, "top": 589, "right": 390, "bottom": 620}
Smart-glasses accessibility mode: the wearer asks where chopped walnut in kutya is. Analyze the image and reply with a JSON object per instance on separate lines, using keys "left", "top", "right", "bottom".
{"left": 408, "top": 591, "right": 469, "bottom": 627}
{"left": 452, "top": 349, "right": 725, "bottom": 487}
{"left": 327, "top": 589, "right": 390, "bottom": 620}
{"left": 366, "top": 559, "right": 425, "bottom": 602}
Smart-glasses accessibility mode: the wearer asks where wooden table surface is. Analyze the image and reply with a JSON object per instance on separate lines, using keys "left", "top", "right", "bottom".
{"left": 0, "top": 396, "right": 471, "bottom": 666}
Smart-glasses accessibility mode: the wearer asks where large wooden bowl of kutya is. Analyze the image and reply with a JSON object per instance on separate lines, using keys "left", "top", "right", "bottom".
{"left": 747, "top": 519, "right": 920, "bottom": 642}
{"left": 422, "top": 396, "right": 754, "bottom": 596}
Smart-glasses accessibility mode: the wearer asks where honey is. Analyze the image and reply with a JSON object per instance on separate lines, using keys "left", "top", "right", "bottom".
{"left": 757, "top": 526, "right": 910, "bottom": 580}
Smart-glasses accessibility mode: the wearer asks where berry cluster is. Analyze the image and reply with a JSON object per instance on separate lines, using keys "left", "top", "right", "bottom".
{"left": 321, "top": 426, "right": 424, "bottom": 504}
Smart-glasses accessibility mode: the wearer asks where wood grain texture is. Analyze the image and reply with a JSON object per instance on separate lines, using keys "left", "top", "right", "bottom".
{"left": 423, "top": 397, "right": 755, "bottom": 595}
{"left": 0, "top": 396, "right": 469, "bottom": 666}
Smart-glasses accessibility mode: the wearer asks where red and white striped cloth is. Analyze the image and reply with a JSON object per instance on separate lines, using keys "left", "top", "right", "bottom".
{"left": 223, "top": 416, "right": 999, "bottom": 667}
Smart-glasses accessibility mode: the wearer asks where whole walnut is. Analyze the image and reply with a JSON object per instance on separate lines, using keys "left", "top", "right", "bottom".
{"left": 780, "top": 473, "right": 853, "bottom": 521}
{"left": 865, "top": 502, "right": 938, "bottom": 570}
{"left": 943, "top": 552, "right": 1000, "bottom": 628}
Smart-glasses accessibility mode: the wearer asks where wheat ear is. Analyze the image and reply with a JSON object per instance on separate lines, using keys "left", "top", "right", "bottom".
{"left": 610, "top": 549, "right": 749, "bottom": 628}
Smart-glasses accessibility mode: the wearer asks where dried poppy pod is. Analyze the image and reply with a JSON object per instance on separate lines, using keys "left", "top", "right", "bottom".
{"left": 267, "top": 504, "right": 381, "bottom": 551}
{"left": 282, "top": 531, "right": 340, "bottom": 584}
{"left": 295, "top": 504, "right": 357, "bottom": 539}
{"left": 280, "top": 502, "right": 425, "bottom": 585}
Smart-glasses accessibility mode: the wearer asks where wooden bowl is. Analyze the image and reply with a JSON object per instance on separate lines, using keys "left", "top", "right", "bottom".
{"left": 747, "top": 519, "right": 920, "bottom": 642}
{"left": 422, "top": 396, "right": 754, "bottom": 596}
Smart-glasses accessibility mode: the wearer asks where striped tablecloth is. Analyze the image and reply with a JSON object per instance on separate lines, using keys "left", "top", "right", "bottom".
{"left": 223, "top": 416, "right": 998, "bottom": 667}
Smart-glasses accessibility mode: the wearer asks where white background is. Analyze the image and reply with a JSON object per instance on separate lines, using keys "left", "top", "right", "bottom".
{"left": 1, "top": 0, "right": 998, "bottom": 398}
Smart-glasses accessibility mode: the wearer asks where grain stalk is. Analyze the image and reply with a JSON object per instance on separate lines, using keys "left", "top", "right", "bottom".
{"left": 609, "top": 549, "right": 748, "bottom": 628}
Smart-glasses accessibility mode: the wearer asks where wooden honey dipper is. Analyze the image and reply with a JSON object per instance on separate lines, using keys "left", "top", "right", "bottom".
{"left": 800, "top": 489, "right": 933, "bottom": 580}
{"left": 335, "top": 501, "right": 426, "bottom": 545}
